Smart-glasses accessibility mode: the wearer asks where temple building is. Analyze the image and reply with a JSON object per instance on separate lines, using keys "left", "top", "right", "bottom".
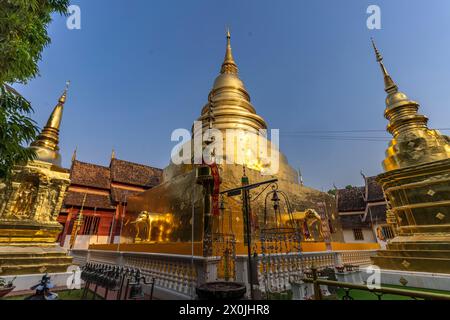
{"left": 336, "top": 176, "right": 393, "bottom": 247}
{"left": 369, "top": 40, "right": 450, "bottom": 277}
{"left": 58, "top": 154, "right": 162, "bottom": 249}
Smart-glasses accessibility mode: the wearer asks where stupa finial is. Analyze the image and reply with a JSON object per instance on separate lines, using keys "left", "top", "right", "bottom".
{"left": 221, "top": 28, "right": 238, "bottom": 74}
{"left": 58, "top": 80, "right": 70, "bottom": 104}
{"left": 371, "top": 38, "right": 398, "bottom": 94}
{"left": 30, "top": 81, "right": 70, "bottom": 166}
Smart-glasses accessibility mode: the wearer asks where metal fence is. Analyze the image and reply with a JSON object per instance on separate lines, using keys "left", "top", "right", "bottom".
{"left": 302, "top": 267, "right": 450, "bottom": 300}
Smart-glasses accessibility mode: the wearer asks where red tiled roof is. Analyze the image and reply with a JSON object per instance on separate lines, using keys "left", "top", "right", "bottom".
{"left": 366, "top": 176, "right": 385, "bottom": 202}
{"left": 339, "top": 214, "right": 370, "bottom": 229}
{"left": 110, "top": 158, "right": 162, "bottom": 187}
{"left": 70, "top": 161, "right": 110, "bottom": 190}
{"left": 110, "top": 187, "right": 143, "bottom": 203}
{"left": 337, "top": 187, "right": 366, "bottom": 212}
{"left": 365, "top": 204, "right": 387, "bottom": 223}
{"left": 63, "top": 191, "right": 114, "bottom": 210}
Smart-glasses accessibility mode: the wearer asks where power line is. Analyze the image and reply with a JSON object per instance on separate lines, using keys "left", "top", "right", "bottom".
{"left": 281, "top": 134, "right": 389, "bottom": 139}
{"left": 277, "top": 128, "right": 450, "bottom": 142}
{"left": 281, "top": 136, "right": 390, "bottom": 142}
{"left": 280, "top": 128, "right": 450, "bottom": 134}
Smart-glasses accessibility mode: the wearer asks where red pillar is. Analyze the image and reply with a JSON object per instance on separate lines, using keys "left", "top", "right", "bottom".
{"left": 60, "top": 207, "right": 74, "bottom": 247}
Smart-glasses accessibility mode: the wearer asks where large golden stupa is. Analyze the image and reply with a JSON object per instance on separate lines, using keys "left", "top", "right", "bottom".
{"left": 0, "top": 85, "right": 73, "bottom": 276}
{"left": 91, "top": 32, "right": 351, "bottom": 257}
{"left": 370, "top": 40, "right": 450, "bottom": 273}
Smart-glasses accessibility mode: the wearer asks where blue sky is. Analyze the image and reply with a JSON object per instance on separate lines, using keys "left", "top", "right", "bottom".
{"left": 14, "top": 0, "right": 450, "bottom": 191}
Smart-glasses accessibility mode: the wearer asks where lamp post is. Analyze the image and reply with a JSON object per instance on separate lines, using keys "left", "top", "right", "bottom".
{"left": 220, "top": 177, "right": 278, "bottom": 300}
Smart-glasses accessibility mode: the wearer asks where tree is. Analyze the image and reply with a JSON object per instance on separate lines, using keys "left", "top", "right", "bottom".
{"left": 0, "top": 0, "right": 70, "bottom": 179}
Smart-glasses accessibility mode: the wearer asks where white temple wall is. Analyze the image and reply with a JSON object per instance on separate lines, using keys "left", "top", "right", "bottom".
{"left": 342, "top": 228, "right": 376, "bottom": 243}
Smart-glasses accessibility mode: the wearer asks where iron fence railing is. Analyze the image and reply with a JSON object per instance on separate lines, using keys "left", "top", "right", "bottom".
{"left": 302, "top": 267, "right": 450, "bottom": 300}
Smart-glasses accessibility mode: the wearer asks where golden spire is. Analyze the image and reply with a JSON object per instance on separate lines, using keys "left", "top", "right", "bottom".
{"left": 195, "top": 30, "right": 267, "bottom": 134}
{"left": 371, "top": 40, "right": 450, "bottom": 171}
{"left": 30, "top": 81, "right": 70, "bottom": 166}
{"left": 221, "top": 28, "right": 238, "bottom": 74}
{"left": 111, "top": 149, "right": 116, "bottom": 160}
{"left": 371, "top": 38, "right": 398, "bottom": 94}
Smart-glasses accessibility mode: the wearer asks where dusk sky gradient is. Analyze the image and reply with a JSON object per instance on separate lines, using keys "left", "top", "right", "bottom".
{"left": 13, "top": 0, "right": 450, "bottom": 191}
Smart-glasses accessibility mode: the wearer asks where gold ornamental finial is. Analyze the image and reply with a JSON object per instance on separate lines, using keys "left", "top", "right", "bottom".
{"left": 371, "top": 38, "right": 398, "bottom": 94}
{"left": 111, "top": 149, "right": 116, "bottom": 160}
{"left": 58, "top": 80, "right": 70, "bottom": 104}
{"left": 45, "top": 81, "right": 70, "bottom": 130}
{"left": 371, "top": 38, "right": 383, "bottom": 62}
{"left": 221, "top": 28, "right": 238, "bottom": 74}
{"left": 30, "top": 81, "right": 70, "bottom": 166}
{"left": 371, "top": 40, "right": 450, "bottom": 171}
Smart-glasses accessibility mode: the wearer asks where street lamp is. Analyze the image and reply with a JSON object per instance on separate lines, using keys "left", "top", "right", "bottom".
{"left": 220, "top": 177, "right": 278, "bottom": 300}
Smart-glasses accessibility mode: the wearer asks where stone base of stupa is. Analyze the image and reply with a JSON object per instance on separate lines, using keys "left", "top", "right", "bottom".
{"left": 360, "top": 266, "right": 450, "bottom": 292}
{"left": 0, "top": 243, "right": 73, "bottom": 276}
{"left": 371, "top": 240, "right": 450, "bottom": 274}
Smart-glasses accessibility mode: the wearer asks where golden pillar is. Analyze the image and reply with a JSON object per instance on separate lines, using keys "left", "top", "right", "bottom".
{"left": 369, "top": 40, "right": 450, "bottom": 273}
{"left": 0, "top": 83, "right": 73, "bottom": 276}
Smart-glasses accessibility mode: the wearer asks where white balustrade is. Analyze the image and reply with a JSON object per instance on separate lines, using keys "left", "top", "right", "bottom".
{"left": 70, "top": 248, "right": 377, "bottom": 299}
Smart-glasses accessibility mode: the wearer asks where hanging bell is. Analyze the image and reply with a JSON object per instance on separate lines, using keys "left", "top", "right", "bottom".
{"left": 128, "top": 282, "right": 144, "bottom": 300}
{"left": 271, "top": 191, "right": 280, "bottom": 211}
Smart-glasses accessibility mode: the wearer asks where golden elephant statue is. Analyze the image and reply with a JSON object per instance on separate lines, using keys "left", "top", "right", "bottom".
{"left": 128, "top": 211, "right": 174, "bottom": 243}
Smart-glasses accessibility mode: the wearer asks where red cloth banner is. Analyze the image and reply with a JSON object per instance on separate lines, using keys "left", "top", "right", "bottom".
{"left": 209, "top": 162, "right": 221, "bottom": 216}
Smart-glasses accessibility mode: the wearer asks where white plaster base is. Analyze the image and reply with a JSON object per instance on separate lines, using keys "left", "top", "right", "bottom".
{"left": 361, "top": 267, "right": 450, "bottom": 292}
{"left": 336, "top": 271, "right": 363, "bottom": 284}
{"left": 1, "top": 265, "right": 81, "bottom": 294}
{"left": 291, "top": 281, "right": 314, "bottom": 300}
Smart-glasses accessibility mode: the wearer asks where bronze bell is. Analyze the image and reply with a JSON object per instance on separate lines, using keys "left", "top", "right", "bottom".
{"left": 271, "top": 190, "right": 280, "bottom": 211}
{"left": 128, "top": 282, "right": 144, "bottom": 300}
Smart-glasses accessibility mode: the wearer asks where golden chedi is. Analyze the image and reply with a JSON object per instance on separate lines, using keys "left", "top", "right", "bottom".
{"left": 0, "top": 84, "right": 72, "bottom": 276}
{"left": 370, "top": 40, "right": 450, "bottom": 273}
{"left": 104, "top": 32, "right": 344, "bottom": 257}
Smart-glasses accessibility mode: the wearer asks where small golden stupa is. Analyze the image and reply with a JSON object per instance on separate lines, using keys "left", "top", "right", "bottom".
{"left": 370, "top": 40, "right": 450, "bottom": 273}
{"left": 0, "top": 83, "right": 72, "bottom": 276}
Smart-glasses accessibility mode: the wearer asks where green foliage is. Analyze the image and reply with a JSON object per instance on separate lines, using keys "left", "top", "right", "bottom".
{"left": 345, "top": 185, "right": 354, "bottom": 190}
{"left": 0, "top": 0, "right": 70, "bottom": 84}
{"left": 327, "top": 189, "right": 337, "bottom": 196}
{"left": 0, "top": 85, "right": 38, "bottom": 179}
{"left": 0, "top": 0, "right": 69, "bottom": 178}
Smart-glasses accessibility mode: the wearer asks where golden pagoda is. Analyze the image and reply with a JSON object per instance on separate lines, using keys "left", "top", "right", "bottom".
{"left": 0, "top": 83, "right": 72, "bottom": 276}
{"left": 92, "top": 32, "right": 348, "bottom": 257}
{"left": 370, "top": 40, "right": 450, "bottom": 273}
